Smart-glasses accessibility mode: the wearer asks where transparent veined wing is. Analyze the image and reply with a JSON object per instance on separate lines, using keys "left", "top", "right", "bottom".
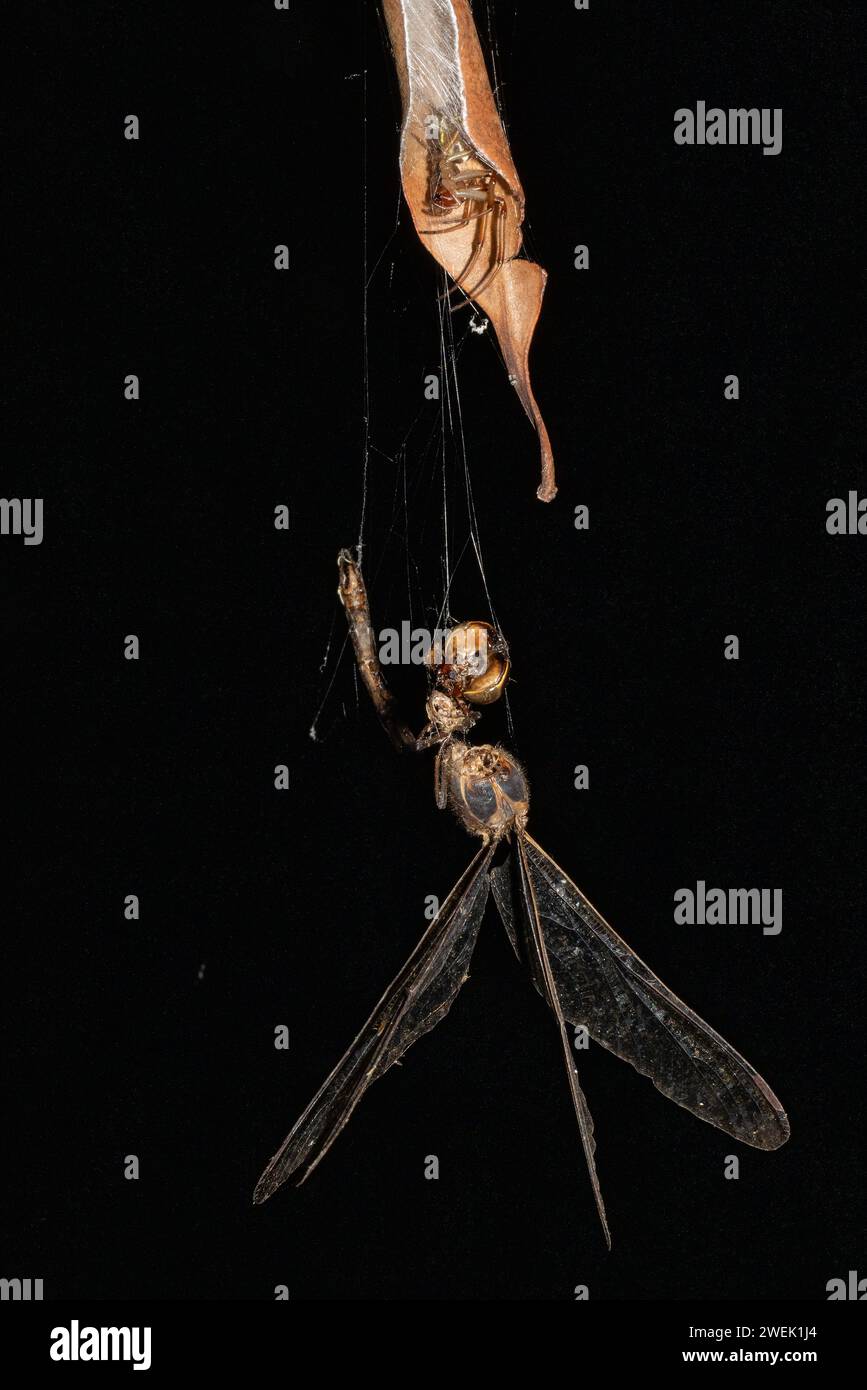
{"left": 254, "top": 842, "right": 495, "bottom": 1202}
{"left": 512, "top": 836, "right": 611, "bottom": 1246}
{"left": 490, "top": 834, "right": 789, "bottom": 1151}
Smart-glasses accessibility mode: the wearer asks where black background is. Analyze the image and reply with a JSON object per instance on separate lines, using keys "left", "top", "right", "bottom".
{"left": 4, "top": 1, "right": 864, "bottom": 1301}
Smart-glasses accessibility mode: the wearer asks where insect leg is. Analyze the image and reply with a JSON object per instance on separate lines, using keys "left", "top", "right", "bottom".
{"left": 337, "top": 550, "right": 426, "bottom": 752}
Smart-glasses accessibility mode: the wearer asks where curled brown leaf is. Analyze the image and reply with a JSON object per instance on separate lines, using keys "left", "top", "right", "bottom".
{"left": 382, "top": 0, "right": 556, "bottom": 501}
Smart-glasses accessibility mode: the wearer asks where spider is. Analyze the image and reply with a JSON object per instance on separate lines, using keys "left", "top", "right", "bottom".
{"left": 421, "top": 113, "right": 512, "bottom": 303}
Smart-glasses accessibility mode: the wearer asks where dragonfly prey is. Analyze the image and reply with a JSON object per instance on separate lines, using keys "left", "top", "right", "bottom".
{"left": 253, "top": 551, "right": 790, "bottom": 1245}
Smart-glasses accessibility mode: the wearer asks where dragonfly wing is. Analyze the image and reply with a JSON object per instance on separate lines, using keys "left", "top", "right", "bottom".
{"left": 491, "top": 834, "right": 789, "bottom": 1151}
{"left": 254, "top": 842, "right": 494, "bottom": 1203}
{"left": 513, "top": 837, "right": 611, "bottom": 1247}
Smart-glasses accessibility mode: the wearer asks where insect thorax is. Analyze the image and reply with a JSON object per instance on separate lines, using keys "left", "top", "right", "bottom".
{"left": 444, "top": 743, "right": 529, "bottom": 840}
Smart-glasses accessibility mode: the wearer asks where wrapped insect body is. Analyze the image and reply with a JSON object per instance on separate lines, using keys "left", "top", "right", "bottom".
{"left": 254, "top": 553, "right": 790, "bottom": 1247}
{"left": 381, "top": 0, "right": 556, "bottom": 501}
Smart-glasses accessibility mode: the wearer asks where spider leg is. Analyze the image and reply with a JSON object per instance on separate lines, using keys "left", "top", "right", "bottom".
{"left": 446, "top": 182, "right": 509, "bottom": 309}
{"left": 436, "top": 175, "right": 499, "bottom": 305}
{"left": 448, "top": 202, "right": 490, "bottom": 301}
{"left": 431, "top": 194, "right": 490, "bottom": 305}
{"left": 420, "top": 201, "right": 490, "bottom": 236}
{"left": 460, "top": 195, "right": 507, "bottom": 301}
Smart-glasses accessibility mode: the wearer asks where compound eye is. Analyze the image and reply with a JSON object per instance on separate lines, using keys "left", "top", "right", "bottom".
{"left": 442, "top": 621, "right": 510, "bottom": 705}
{"left": 463, "top": 652, "right": 510, "bottom": 705}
